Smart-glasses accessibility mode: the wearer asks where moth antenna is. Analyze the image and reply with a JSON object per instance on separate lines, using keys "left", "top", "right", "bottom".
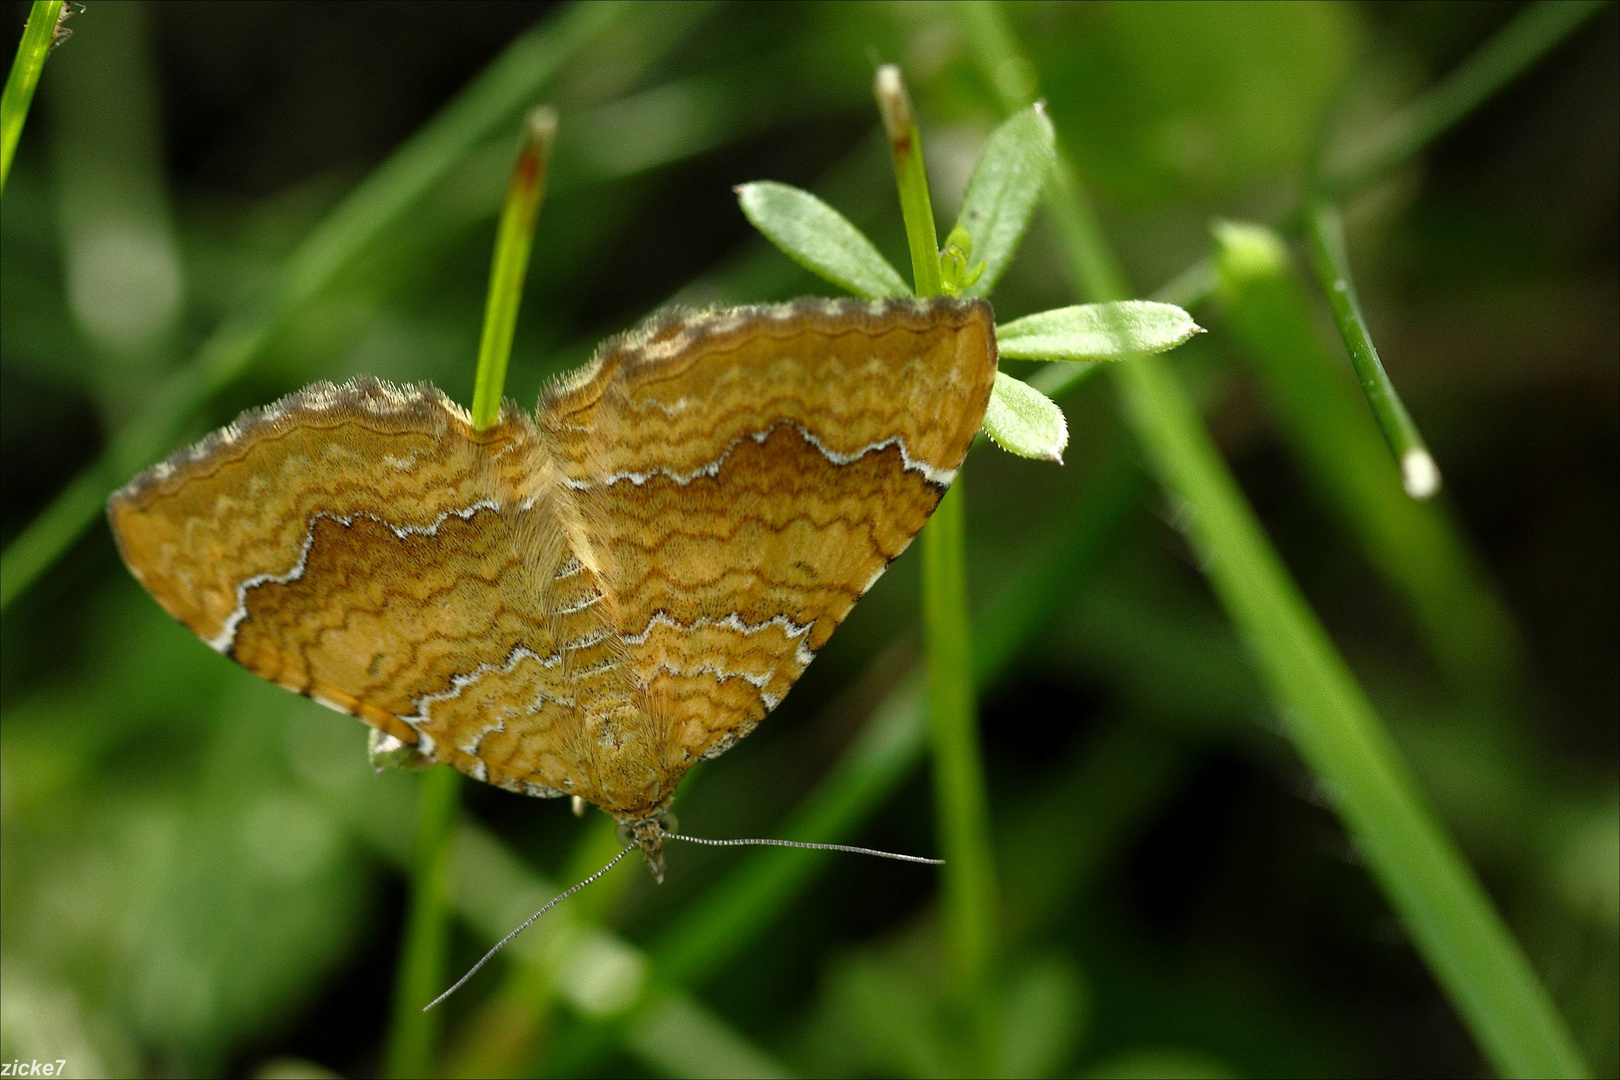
{"left": 661, "top": 830, "right": 943, "bottom": 866}
{"left": 422, "top": 843, "right": 636, "bottom": 1012}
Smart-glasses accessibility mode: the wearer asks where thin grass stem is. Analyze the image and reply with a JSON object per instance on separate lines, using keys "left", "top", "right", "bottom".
{"left": 874, "top": 65, "right": 945, "bottom": 298}
{"left": 384, "top": 764, "right": 461, "bottom": 1078}
{"left": 472, "top": 107, "right": 556, "bottom": 430}
{"left": 1214, "top": 222, "right": 1520, "bottom": 689}
{"left": 384, "top": 102, "right": 555, "bottom": 1070}
{"left": 875, "top": 62, "right": 999, "bottom": 1069}
{"left": 965, "top": 0, "right": 1604, "bottom": 320}
{"left": 0, "top": 0, "right": 62, "bottom": 193}
{"left": 960, "top": 6, "right": 1590, "bottom": 1076}
{"left": 0, "top": 0, "right": 630, "bottom": 612}
{"left": 1320, "top": 0, "right": 1609, "bottom": 199}
{"left": 919, "top": 483, "right": 998, "bottom": 999}
{"left": 1303, "top": 202, "right": 1438, "bottom": 498}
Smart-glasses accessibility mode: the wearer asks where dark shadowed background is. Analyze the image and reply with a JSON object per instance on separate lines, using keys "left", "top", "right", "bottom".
{"left": 2, "top": 2, "right": 1615, "bottom": 1077}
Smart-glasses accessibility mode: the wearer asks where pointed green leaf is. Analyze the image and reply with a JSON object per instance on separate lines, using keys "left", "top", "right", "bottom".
{"left": 982, "top": 371, "right": 1067, "bottom": 463}
{"left": 955, "top": 104, "right": 1056, "bottom": 297}
{"left": 997, "top": 301, "right": 1202, "bottom": 361}
{"left": 736, "top": 180, "right": 910, "bottom": 299}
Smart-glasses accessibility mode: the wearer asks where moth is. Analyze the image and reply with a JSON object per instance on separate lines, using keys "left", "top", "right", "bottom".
{"left": 108, "top": 296, "right": 997, "bottom": 883}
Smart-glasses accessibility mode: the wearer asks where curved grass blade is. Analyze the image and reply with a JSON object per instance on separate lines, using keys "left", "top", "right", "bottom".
{"left": 1301, "top": 203, "right": 1439, "bottom": 499}
{"left": 959, "top": 5, "right": 1590, "bottom": 1076}
{"left": 875, "top": 64, "right": 944, "bottom": 298}
{"left": 1318, "top": 0, "right": 1609, "bottom": 199}
{"left": 0, "top": 0, "right": 64, "bottom": 193}
{"left": 0, "top": 0, "right": 641, "bottom": 612}
{"left": 876, "top": 61, "right": 997, "bottom": 1072}
{"left": 471, "top": 107, "right": 557, "bottom": 431}
{"left": 1213, "top": 220, "right": 1521, "bottom": 690}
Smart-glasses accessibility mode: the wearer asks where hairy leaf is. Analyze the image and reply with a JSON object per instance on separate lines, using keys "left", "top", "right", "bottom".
{"left": 982, "top": 372, "right": 1067, "bottom": 463}
{"left": 956, "top": 105, "right": 1055, "bottom": 298}
{"left": 736, "top": 181, "right": 910, "bottom": 299}
{"left": 997, "top": 301, "right": 1201, "bottom": 361}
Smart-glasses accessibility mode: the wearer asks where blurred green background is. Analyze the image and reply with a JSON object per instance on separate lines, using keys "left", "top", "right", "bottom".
{"left": 1, "top": 2, "right": 1615, "bottom": 1077}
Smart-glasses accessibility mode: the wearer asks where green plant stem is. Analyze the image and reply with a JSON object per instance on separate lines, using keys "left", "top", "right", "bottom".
{"left": 387, "top": 103, "right": 554, "bottom": 1073}
{"left": 0, "top": 0, "right": 61, "bottom": 193}
{"left": 1319, "top": 0, "right": 1610, "bottom": 199}
{"left": 961, "top": 6, "right": 1588, "bottom": 1075}
{"left": 874, "top": 65, "right": 945, "bottom": 297}
{"left": 920, "top": 481, "right": 997, "bottom": 995}
{"left": 960, "top": 0, "right": 1605, "bottom": 319}
{"left": 1302, "top": 202, "right": 1438, "bottom": 498}
{"left": 472, "top": 107, "right": 557, "bottom": 429}
{"left": 0, "top": 0, "right": 631, "bottom": 612}
{"left": 385, "top": 765, "right": 462, "bottom": 1078}
{"left": 1215, "top": 222, "right": 1519, "bottom": 689}
{"left": 1112, "top": 349, "right": 1584, "bottom": 1080}
{"left": 875, "top": 61, "right": 998, "bottom": 1067}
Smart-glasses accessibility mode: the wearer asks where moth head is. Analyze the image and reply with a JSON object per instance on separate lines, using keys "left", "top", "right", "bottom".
{"left": 620, "top": 813, "right": 675, "bottom": 883}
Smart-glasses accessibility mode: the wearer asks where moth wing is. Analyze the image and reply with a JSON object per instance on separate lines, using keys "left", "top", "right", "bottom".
{"left": 541, "top": 296, "right": 997, "bottom": 770}
{"left": 106, "top": 377, "right": 618, "bottom": 801}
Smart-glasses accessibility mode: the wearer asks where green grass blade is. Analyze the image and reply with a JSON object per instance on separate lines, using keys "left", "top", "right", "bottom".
{"left": 384, "top": 766, "right": 461, "bottom": 1078}
{"left": 997, "top": 301, "right": 1202, "bottom": 361}
{"left": 876, "top": 61, "right": 999, "bottom": 1068}
{"left": 958, "top": 0, "right": 1608, "bottom": 334}
{"left": 1112, "top": 345, "right": 1586, "bottom": 1080}
{"left": 1301, "top": 203, "right": 1439, "bottom": 499}
{"left": 382, "top": 103, "right": 558, "bottom": 1075}
{"left": 982, "top": 371, "right": 1067, "bottom": 462}
{"left": 874, "top": 65, "right": 944, "bottom": 298}
{"left": 471, "top": 107, "right": 557, "bottom": 430}
{"left": 1213, "top": 221, "right": 1522, "bottom": 690}
{"left": 956, "top": 104, "right": 1054, "bottom": 297}
{"left": 736, "top": 180, "right": 910, "bottom": 298}
{"left": 0, "top": 0, "right": 636, "bottom": 612}
{"left": 964, "top": 6, "right": 1590, "bottom": 1075}
{"left": 1319, "top": 0, "right": 1610, "bottom": 198}
{"left": 0, "top": 0, "right": 62, "bottom": 193}
{"left": 920, "top": 481, "right": 998, "bottom": 996}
